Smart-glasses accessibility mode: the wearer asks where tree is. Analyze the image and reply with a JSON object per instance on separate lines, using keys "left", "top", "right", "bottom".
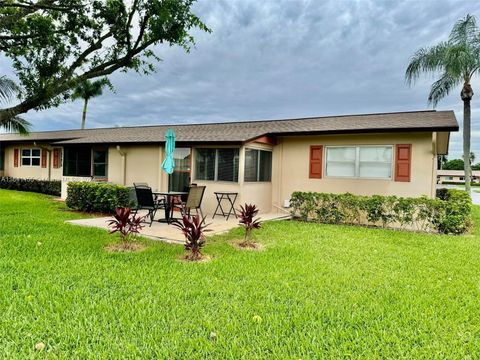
{"left": 0, "top": 76, "right": 30, "bottom": 133}
{"left": 438, "top": 155, "right": 448, "bottom": 170}
{"left": 71, "top": 78, "right": 109, "bottom": 129}
{"left": 0, "top": 0, "right": 209, "bottom": 124}
{"left": 443, "top": 159, "right": 465, "bottom": 170}
{"left": 405, "top": 14, "right": 480, "bottom": 193}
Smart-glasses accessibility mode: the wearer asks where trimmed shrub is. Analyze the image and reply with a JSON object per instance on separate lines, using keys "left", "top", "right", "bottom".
{"left": 0, "top": 176, "right": 61, "bottom": 196}
{"left": 66, "top": 182, "right": 132, "bottom": 214}
{"left": 289, "top": 190, "right": 472, "bottom": 235}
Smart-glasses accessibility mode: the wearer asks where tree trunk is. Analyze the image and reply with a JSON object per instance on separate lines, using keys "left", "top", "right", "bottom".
{"left": 461, "top": 82, "right": 473, "bottom": 193}
{"left": 81, "top": 98, "right": 88, "bottom": 129}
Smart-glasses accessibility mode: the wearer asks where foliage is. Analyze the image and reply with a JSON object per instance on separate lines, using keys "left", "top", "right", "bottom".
{"left": 71, "top": 78, "right": 111, "bottom": 129}
{"left": 0, "top": 76, "right": 30, "bottom": 133}
{"left": 443, "top": 158, "right": 465, "bottom": 170}
{"left": 66, "top": 182, "right": 131, "bottom": 213}
{"left": 107, "top": 207, "right": 144, "bottom": 242}
{"left": 0, "top": 176, "right": 60, "bottom": 196}
{"left": 0, "top": 0, "right": 210, "bottom": 122}
{"left": 71, "top": 78, "right": 111, "bottom": 102}
{"left": 238, "top": 204, "right": 262, "bottom": 243}
{"left": 172, "top": 214, "right": 211, "bottom": 260}
{"left": 405, "top": 14, "right": 480, "bottom": 192}
{"left": 289, "top": 190, "right": 472, "bottom": 235}
{"left": 3, "top": 190, "right": 480, "bottom": 357}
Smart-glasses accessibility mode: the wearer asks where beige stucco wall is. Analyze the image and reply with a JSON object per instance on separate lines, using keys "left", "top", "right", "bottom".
{"left": 108, "top": 144, "right": 163, "bottom": 190}
{"left": 3, "top": 145, "right": 63, "bottom": 180}
{"left": 272, "top": 132, "right": 437, "bottom": 210}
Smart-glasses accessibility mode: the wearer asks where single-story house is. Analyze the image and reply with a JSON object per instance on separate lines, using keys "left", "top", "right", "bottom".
{"left": 437, "top": 169, "right": 480, "bottom": 184}
{"left": 0, "top": 110, "right": 458, "bottom": 214}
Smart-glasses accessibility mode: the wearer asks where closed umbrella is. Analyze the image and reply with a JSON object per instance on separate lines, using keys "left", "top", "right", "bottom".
{"left": 161, "top": 128, "right": 176, "bottom": 174}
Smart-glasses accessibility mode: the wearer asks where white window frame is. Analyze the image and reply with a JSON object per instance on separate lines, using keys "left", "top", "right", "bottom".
{"left": 324, "top": 145, "right": 394, "bottom": 180}
{"left": 21, "top": 148, "right": 41, "bottom": 167}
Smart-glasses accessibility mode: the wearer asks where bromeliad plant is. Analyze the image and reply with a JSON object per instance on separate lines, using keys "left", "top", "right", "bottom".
{"left": 238, "top": 204, "right": 262, "bottom": 246}
{"left": 107, "top": 207, "right": 144, "bottom": 243}
{"left": 173, "top": 215, "right": 211, "bottom": 261}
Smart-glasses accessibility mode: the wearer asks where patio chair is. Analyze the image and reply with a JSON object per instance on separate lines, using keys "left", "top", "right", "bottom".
{"left": 173, "top": 185, "right": 206, "bottom": 219}
{"left": 133, "top": 185, "right": 165, "bottom": 226}
{"left": 134, "top": 182, "right": 163, "bottom": 203}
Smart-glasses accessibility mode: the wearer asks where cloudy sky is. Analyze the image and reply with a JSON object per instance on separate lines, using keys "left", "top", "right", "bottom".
{"left": 2, "top": 0, "right": 480, "bottom": 159}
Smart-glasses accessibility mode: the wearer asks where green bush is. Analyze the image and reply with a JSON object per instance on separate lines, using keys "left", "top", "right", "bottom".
{"left": 0, "top": 176, "right": 61, "bottom": 196}
{"left": 66, "top": 182, "right": 132, "bottom": 214}
{"left": 289, "top": 190, "right": 472, "bottom": 235}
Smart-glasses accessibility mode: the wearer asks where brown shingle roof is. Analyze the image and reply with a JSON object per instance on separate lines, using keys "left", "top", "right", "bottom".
{"left": 0, "top": 110, "right": 458, "bottom": 145}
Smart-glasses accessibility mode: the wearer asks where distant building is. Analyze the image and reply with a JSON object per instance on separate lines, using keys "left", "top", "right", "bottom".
{"left": 437, "top": 170, "right": 480, "bottom": 184}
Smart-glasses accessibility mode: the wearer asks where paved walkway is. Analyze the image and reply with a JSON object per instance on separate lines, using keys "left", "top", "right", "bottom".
{"left": 67, "top": 211, "right": 291, "bottom": 244}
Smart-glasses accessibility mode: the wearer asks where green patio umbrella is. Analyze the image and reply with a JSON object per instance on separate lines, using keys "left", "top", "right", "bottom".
{"left": 161, "top": 128, "right": 176, "bottom": 174}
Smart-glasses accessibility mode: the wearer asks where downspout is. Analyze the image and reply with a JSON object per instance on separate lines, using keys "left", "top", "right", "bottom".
{"left": 116, "top": 145, "right": 126, "bottom": 185}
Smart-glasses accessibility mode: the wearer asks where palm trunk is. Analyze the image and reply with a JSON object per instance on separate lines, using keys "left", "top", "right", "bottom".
{"left": 461, "top": 82, "right": 473, "bottom": 194}
{"left": 81, "top": 98, "right": 88, "bottom": 129}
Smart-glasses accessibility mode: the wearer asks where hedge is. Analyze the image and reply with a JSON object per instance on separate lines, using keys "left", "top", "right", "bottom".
{"left": 0, "top": 176, "right": 61, "bottom": 196}
{"left": 289, "top": 189, "right": 472, "bottom": 235}
{"left": 66, "top": 182, "right": 132, "bottom": 214}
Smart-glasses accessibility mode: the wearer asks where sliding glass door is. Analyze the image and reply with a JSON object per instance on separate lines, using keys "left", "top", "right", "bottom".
{"left": 168, "top": 147, "right": 191, "bottom": 192}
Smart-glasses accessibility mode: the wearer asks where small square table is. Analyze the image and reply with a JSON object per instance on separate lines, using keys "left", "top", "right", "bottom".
{"left": 213, "top": 191, "right": 238, "bottom": 220}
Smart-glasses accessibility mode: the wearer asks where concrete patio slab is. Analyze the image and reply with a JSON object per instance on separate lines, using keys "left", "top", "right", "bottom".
{"left": 66, "top": 211, "right": 291, "bottom": 244}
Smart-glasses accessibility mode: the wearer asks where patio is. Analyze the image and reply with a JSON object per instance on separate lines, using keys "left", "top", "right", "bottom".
{"left": 66, "top": 211, "right": 291, "bottom": 244}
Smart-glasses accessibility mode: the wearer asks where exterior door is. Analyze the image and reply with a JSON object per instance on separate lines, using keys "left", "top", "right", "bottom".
{"left": 168, "top": 147, "right": 191, "bottom": 192}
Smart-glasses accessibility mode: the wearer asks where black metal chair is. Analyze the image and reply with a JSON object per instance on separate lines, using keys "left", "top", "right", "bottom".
{"left": 133, "top": 185, "right": 165, "bottom": 226}
{"left": 173, "top": 185, "right": 206, "bottom": 219}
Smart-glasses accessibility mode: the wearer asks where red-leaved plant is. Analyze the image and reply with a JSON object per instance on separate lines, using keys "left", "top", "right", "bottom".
{"left": 238, "top": 204, "right": 262, "bottom": 245}
{"left": 172, "top": 215, "right": 211, "bottom": 261}
{"left": 107, "top": 207, "right": 144, "bottom": 242}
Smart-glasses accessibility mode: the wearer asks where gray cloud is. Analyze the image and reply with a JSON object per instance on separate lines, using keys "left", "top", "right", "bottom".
{"left": 2, "top": 0, "right": 480, "bottom": 158}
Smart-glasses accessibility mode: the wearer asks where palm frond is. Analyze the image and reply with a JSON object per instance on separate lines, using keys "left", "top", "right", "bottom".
{"left": 449, "top": 14, "right": 479, "bottom": 45}
{"left": 0, "top": 76, "right": 19, "bottom": 104}
{"left": 1, "top": 116, "right": 31, "bottom": 135}
{"left": 71, "top": 78, "right": 111, "bottom": 101}
{"left": 405, "top": 42, "right": 449, "bottom": 85}
{"left": 428, "top": 72, "right": 461, "bottom": 107}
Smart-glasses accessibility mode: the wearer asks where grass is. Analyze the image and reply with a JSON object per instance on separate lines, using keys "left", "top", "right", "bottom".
{"left": 1, "top": 189, "right": 480, "bottom": 358}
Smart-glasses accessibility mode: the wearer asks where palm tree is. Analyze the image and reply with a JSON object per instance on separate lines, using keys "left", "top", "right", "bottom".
{"left": 72, "top": 79, "right": 109, "bottom": 129}
{"left": 406, "top": 14, "right": 480, "bottom": 192}
{"left": 0, "top": 76, "right": 30, "bottom": 134}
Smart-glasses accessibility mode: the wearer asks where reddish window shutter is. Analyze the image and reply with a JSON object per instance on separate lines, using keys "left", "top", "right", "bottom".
{"left": 53, "top": 149, "right": 60, "bottom": 168}
{"left": 14, "top": 148, "right": 19, "bottom": 167}
{"left": 395, "top": 144, "right": 411, "bottom": 182}
{"left": 41, "top": 149, "right": 47, "bottom": 168}
{"left": 309, "top": 145, "right": 323, "bottom": 179}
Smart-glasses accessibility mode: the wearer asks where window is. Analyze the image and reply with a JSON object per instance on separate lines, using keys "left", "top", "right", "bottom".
{"left": 325, "top": 146, "right": 393, "bottom": 179}
{"left": 217, "top": 149, "right": 239, "bottom": 182}
{"left": 21, "top": 148, "right": 41, "bottom": 166}
{"left": 244, "top": 148, "right": 272, "bottom": 182}
{"left": 93, "top": 148, "right": 108, "bottom": 178}
{"left": 63, "top": 147, "right": 92, "bottom": 177}
{"left": 195, "top": 148, "right": 239, "bottom": 182}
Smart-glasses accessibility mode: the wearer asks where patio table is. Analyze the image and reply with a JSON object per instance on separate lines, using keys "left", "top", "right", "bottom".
{"left": 213, "top": 191, "right": 238, "bottom": 220}
{"left": 153, "top": 191, "right": 188, "bottom": 223}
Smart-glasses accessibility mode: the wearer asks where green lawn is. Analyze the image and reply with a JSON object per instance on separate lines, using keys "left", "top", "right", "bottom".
{"left": 1, "top": 189, "right": 480, "bottom": 358}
